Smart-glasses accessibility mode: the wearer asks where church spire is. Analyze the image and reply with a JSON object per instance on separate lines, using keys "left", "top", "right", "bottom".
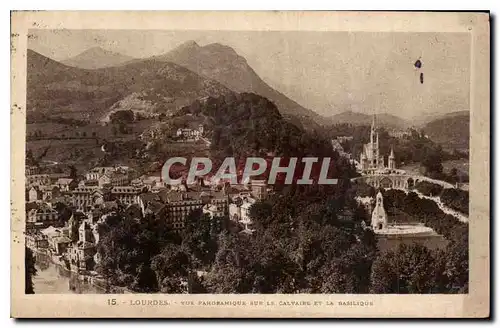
{"left": 370, "top": 112, "right": 376, "bottom": 144}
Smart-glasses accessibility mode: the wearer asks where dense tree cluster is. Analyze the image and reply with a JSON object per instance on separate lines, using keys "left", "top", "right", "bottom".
{"left": 414, "top": 181, "right": 444, "bottom": 197}
{"left": 378, "top": 189, "right": 468, "bottom": 292}
{"left": 370, "top": 243, "right": 450, "bottom": 293}
{"left": 440, "top": 189, "right": 469, "bottom": 215}
{"left": 413, "top": 181, "right": 469, "bottom": 215}
{"left": 95, "top": 183, "right": 380, "bottom": 294}
{"left": 94, "top": 179, "right": 469, "bottom": 294}
{"left": 179, "top": 93, "right": 339, "bottom": 161}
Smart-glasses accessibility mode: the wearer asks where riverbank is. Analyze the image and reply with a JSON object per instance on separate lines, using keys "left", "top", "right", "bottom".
{"left": 32, "top": 248, "right": 108, "bottom": 294}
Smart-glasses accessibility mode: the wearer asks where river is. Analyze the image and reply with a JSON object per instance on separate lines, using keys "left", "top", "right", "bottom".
{"left": 32, "top": 252, "right": 104, "bottom": 294}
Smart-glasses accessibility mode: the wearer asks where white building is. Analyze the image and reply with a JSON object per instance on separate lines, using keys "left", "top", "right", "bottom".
{"left": 229, "top": 196, "right": 257, "bottom": 231}
{"left": 176, "top": 124, "right": 204, "bottom": 141}
{"left": 371, "top": 191, "right": 387, "bottom": 231}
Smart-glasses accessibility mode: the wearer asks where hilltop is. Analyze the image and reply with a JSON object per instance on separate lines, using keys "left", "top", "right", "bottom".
{"left": 61, "top": 47, "right": 135, "bottom": 69}
{"left": 140, "top": 41, "right": 324, "bottom": 129}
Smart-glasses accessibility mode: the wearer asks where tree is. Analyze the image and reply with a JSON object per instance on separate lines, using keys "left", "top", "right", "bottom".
{"left": 53, "top": 202, "right": 73, "bottom": 225}
{"left": 370, "top": 243, "right": 437, "bottom": 294}
{"left": 444, "top": 234, "right": 469, "bottom": 292}
{"left": 26, "top": 149, "right": 37, "bottom": 166}
{"left": 204, "top": 232, "right": 252, "bottom": 293}
{"left": 110, "top": 110, "right": 135, "bottom": 124}
{"left": 422, "top": 151, "right": 444, "bottom": 178}
{"left": 415, "top": 181, "right": 443, "bottom": 197}
{"left": 95, "top": 212, "right": 174, "bottom": 291}
{"left": 25, "top": 247, "right": 37, "bottom": 294}
{"left": 182, "top": 211, "right": 221, "bottom": 268}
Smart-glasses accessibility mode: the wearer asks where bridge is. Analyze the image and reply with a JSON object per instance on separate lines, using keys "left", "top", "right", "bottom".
{"left": 351, "top": 172, "right": 455, "bottom": 190}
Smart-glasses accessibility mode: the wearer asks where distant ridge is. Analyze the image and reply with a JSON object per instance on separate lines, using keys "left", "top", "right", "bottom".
{"left": 422, "top": 111, "right": 470, "bottom": 150}
{"left": 328, "top": 110, "right": 409, "bottom": 129}
{"left": 412, "top": 110, "right": 470, "bottom": 127}
{"left": 61, "top": 47, "right": 135, "bottom": 69}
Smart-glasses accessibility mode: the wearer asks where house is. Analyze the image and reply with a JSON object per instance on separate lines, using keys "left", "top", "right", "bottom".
{"left": 138, "top": 192, "right": 161, "bottom": 216}
{"left": 26, "top": 233, "right": 49, "bottom": 250}
{"left": 28, "top": 186, "right": 43, "bottom": 202}
{"left": 51, "top": 236, "right": 72, "bottom": 255}
{"left": 111, "top": 186, "right": 140, "bottom": 205}
{"left": 250, "top": 179, "right": 268, "bottom": 200}
{"left": 137, "top": 175, "right": 165, "bottom": 189}
{"left": 26, "top": 165, "right": 40, "bottom": 176}
{"left": 27, "top": 204, "right": 59, "bottom": 229}
{"left": 68, "top": 241, "right": 96, "bottom": 272}
{"left": 202, "top": 204, "right": 226, "bottom": 219}
{"left": 97, "top": 174, "right": 112, "bottom": 187}
{"left": 55, "top": 178, "right": 77, "bottom": 192}
{"left": 78, "top": 221, "right": 95, "bottom": 244}
{"left": 48, "top": 173, "right": 71, "bottom": 184}
{"left": 85, "top": 166, "right": 115, "bottom": 181}
{"left": 110, "top": 172, "right": 129, "bottom": 186}
{"left": 388, "top": 129, "right": 412, "bottom": 139}
{"left": 175, "top": 124, "right": 204, "bottom": 142}
{"left": 72, "top": 186, "right": 102, "bottom": 210}
{"left": 67, "top": 221, "right": 97, "bottom": 272}
{"left": 40, "top": 185, "right": 61, "bottom": 202}
{"left": 229, "top": 196, "right": 256, "bottom": 230}
{"left": 336, "top": 136, "right": 354, "bottom": 143}
{"left": 159, "top": 190, "right": 228, "bottom": 232}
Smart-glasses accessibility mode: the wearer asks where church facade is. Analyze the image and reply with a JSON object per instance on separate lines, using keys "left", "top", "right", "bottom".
{"left": 371, "top": 191, "right": 388, "bottom": 231}
{"left": 359, "top": 115, "right": 396, "bottom": 173}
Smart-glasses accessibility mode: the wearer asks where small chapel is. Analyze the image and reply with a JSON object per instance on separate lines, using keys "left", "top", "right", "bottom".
{"left": 371, "top": 191, "right": 388, "bottom": 231}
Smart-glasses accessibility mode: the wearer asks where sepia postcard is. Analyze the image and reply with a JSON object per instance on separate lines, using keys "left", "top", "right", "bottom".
{"left": 10, "top": 11, "right": 490, "bottom": 318}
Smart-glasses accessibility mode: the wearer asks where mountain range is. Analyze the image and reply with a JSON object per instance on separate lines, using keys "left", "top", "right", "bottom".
{"left": 55, "top": 42, "right": 322, "bottom": 129}
{"left": 28, "top": 43, "right": 469, "bottom": 141}
{"left": 27, "top": 49, "right": 232, "bottom": 121}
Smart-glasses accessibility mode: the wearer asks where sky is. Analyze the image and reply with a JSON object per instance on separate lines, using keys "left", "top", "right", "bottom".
{"left": 28, "top": 30, "right": 471, "bottom": 119}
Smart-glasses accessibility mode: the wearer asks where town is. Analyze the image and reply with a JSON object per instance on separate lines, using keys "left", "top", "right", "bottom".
{"left": 25, "top": 112, "right": 470, "bottom": 294}
{"left": 25, "top": 159, "right": 273, "bottom": 276}
{"left": 22, "top": 30, "right": 471, "bottom": 296}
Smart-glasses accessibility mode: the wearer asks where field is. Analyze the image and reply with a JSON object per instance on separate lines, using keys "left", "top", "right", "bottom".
{"left": 399, "top": 163, "right": 423, "bottom": 176}
{"left": 27, "top": 119, "right": 156, "bottom": 140}
{"left": 399, "top": 158, "right": 469, "bottom": 177}
{"left": 442, "top": 159, "right": 469, "bottom": 176}
{"left": 27, "top": 138, "right": 104, "bottom": 172}
{"left": 27, "top": 128, "right": 211, "bottom": 175}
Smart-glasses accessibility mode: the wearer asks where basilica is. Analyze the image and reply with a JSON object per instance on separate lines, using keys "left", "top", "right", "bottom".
{"left": 359, "top": 115, "right": 396, "bottom": 173}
